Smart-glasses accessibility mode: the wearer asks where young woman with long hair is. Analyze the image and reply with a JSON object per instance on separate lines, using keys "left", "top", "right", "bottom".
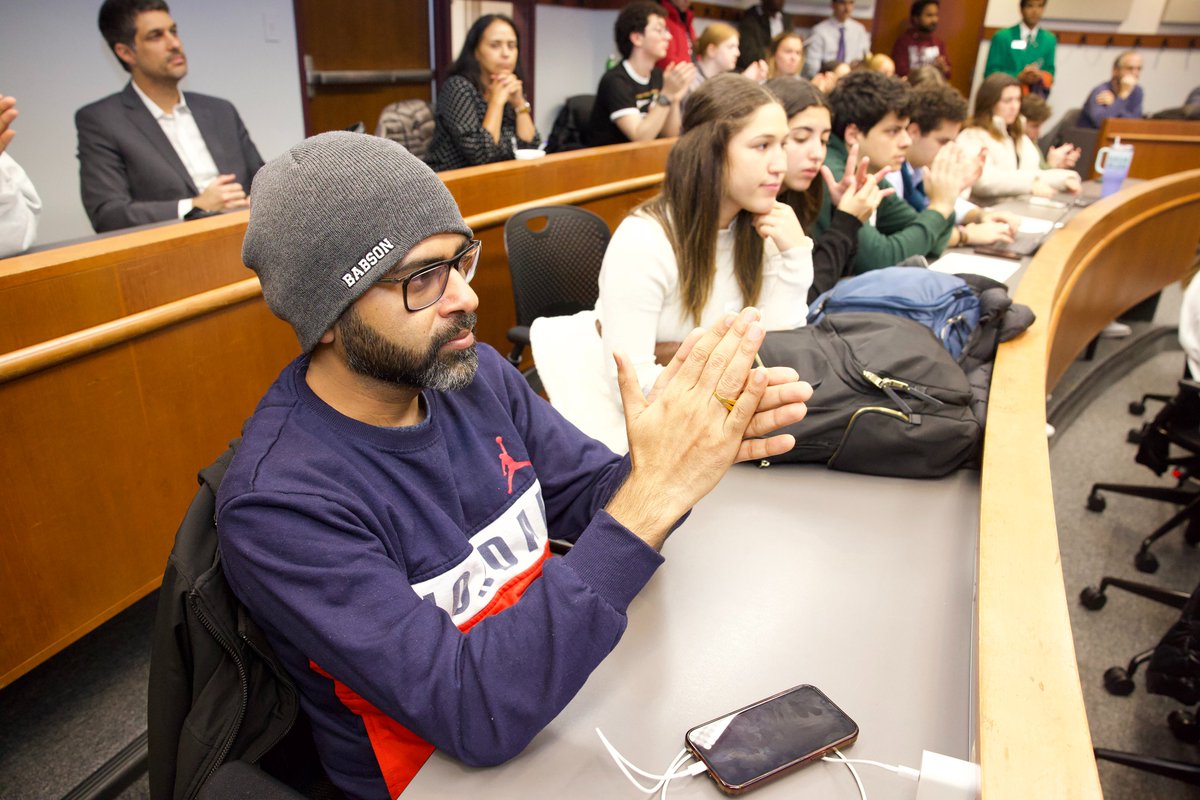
{"left": 596, "top": 73, "right": 812, "bottom": 398}
{"left": 955, "top": 72, "right": 1080, "bottom": 200}
{"left": 766, "top": 78, "right": 891, "bottom": 302}
{"left": 425, "top": 15, "right": 540, "bottom": 171}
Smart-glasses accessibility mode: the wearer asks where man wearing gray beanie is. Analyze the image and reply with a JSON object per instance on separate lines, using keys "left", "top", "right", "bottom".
{"left": 215, "top": 132, "right": 811, "bottom": 799}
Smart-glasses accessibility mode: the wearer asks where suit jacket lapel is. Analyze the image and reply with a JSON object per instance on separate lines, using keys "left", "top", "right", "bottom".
{"left": 121, "top": 82, "right": 198, "bottom": 194}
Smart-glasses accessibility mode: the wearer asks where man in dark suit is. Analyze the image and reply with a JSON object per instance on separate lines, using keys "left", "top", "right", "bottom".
{"left": 76, "top": 0, "right": 264, "bottom": 233}
{"left": 736, "top": 0, "right": 793, "bottom": 71}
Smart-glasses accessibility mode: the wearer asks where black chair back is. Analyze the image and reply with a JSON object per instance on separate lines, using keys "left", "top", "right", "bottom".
{"left": 502, "top": 206, "right": 610, "bottom": 366}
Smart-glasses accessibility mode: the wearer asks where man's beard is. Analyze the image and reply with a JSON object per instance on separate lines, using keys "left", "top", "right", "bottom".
{"left": 339, "top": 307, "right": 479, "bottom": 391}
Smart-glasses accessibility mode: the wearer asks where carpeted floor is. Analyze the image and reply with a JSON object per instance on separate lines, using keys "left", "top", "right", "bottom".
{"left": 0, "top": 593, "right": 155, "bottom": 799}
{"left": 1049, "top": 292, "right": 1200, "bottom": 797}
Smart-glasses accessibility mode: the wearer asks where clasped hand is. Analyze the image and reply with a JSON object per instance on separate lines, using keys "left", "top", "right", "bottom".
{"left": 613, "top": 308, "right": 812, "bottom": 537}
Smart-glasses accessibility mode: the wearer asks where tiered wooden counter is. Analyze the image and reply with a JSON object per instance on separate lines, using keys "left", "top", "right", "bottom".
{"left": 980, "top": 168, "right": 1200, "bottom": 798}
{"left": 1093, "top": 118, "right": 1200, "bottom": 180}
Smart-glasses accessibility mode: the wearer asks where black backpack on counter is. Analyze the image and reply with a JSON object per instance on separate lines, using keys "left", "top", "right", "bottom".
{"left": 757, "top": 312, "right": 982, "bottom": 478}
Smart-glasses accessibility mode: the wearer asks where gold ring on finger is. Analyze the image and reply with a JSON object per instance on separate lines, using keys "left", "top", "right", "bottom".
{"left": 713, "top": 391, "right": 737, "bottom": 412}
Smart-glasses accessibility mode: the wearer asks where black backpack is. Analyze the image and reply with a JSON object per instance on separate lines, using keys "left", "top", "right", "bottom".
{"left": 757, "top": 313, "right": 982, "bottom": 478}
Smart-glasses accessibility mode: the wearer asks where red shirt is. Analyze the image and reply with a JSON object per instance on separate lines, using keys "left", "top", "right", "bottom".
{"left": 655, "top": 0, "right": 695, "bottom": 69}
{"left": 891, "top": 28, "right": 950, "bottom": 79}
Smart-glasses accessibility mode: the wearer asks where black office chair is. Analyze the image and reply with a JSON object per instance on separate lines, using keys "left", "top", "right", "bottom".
{"left": 503, "top": 205, "right": 610, "bottom": 370}
{"left": 1044, "top": 107, "right": 1099, "bottom": 179}
{"left": 1086, "top": 380, "right": 1200, "bottom": 572}
{"left": 1094, "top": 748, "right": 1200, "bottom": 786}
{"left": 149, "top": 441, "right": 345, "bottom": 800}
{"left": 1085, "top": 579, "right": 1200, "bottom": 785}
{"left": 1080, "top": 577, "right": 1192, "bottom": 700}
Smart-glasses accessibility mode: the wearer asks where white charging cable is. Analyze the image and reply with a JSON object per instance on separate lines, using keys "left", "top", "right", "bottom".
{"left": 598, "top": 728, "right": 931, "bottom": 800}
{"left": 595, "top": 728, "right": 708, "bottom": 799}
{"left": 821, "top": 749, "right": 923, "bottom": 800}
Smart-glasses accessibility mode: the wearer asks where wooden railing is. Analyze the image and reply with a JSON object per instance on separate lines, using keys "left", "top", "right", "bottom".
{"left": 978, "top": 169, "right": 1200, "bottom": 799}
{"left": 0, "top": 140, "right": 669, "bottom": 689}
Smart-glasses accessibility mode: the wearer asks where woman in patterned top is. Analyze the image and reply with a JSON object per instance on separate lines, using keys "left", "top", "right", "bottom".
{"left": 425, "top": 15, "right": 541, "bottom": 171}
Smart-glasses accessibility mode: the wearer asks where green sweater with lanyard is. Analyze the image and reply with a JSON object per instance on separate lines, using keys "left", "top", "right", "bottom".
{"left": 984, "top": 24, "right": 1056, "bottom": 88}
{"left": 812, "top": 135, "right": 954, "bottom": 274}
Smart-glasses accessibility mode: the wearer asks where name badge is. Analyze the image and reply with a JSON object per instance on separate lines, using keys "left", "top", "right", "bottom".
{"left": 1011, "top": 39, "right": 1027, "bottom": 50}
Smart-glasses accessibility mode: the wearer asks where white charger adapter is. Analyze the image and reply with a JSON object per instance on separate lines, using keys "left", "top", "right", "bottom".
{"left": 913, "top": 750, "right": 981, "bottom": 800}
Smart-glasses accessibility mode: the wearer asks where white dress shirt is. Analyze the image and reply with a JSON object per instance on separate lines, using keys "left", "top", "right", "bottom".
{"left": 131, "top": 81, "right": 220, "bottom": 218}
{"left": 0, "top": 152, "right": 41, "bottom": 258}
{"left": 804, "top": 16, "right": 872, "bottom": 77}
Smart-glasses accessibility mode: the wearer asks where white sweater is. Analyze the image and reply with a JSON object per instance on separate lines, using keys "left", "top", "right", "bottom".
{"left": 956, "top": 122, "right": 1078, "bottom": 202}
{"left": 596, "top": 212, "right": 813, "bottom": 396}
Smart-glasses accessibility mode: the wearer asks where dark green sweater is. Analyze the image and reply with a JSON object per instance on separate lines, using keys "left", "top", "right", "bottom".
{"left": 813, "top": 135, "right": 955, "bottom": 273}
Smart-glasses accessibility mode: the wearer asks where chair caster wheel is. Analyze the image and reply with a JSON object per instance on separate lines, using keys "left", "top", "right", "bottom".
{"left": 1080, "top": 586, "right": 1107, "bottom": 610}
{"left": 1129, "top": 401, "right": 1146, "bottom": 415}
{"left": 1126, "top": 428, "right": 1142, "bottom": 444}
{"left": 1168, "top": 710, "right": 1200, "bottom": 743}
{"left": 1087, "top": 494, "right": 1106, "bottom": 512}
{"left": 1134, "top": 549, "right": 1159, "bottom": 573}
{"left": 1104, "top": 667, "right": 1136, "bottom": 696}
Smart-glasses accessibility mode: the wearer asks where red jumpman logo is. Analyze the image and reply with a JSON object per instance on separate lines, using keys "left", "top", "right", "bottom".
{"left": 496, "top": 436, "right": 532, "bottom": 495}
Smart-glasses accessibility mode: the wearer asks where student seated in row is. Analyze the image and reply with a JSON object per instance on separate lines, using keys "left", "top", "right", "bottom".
{"left": 587, "top": 2, "right": 695, "bottom": 148}
{"left": 1079, "top": 50, "right": 1144, "bottom": 130}
{"left": 597, "top": 74, "right": 813, "bottom": 402}
{"left": 811, "top": 59, "right": 850, "bottom": 94}
{"left": 886, "top": 83, "right": 1019, "bottom": 249}
{"left": 955, "top": 72, "right": 1080, "bottom": 202}
{"left": 690, "top": 23, "right": 767, "bottom": 92}
{"left": 809, "top": 70, "right": 974, "bottom": 273}
{"left": 766, "top": 31, "right": 804, "bottom": 80}
{"left": 425, "top": 14, "right": 541, "bottom": 171}
{"left": 768, "top": 78, "right": 891, "bottom": 301}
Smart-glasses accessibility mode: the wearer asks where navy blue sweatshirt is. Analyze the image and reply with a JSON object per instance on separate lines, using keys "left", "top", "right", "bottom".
{"left": 217, "top": 345, "right": 664, "bottom": 798}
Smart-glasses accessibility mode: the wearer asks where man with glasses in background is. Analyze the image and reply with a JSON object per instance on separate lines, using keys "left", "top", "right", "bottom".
{"left": 216, "top": 131, "right": 811, "bottom": 798}
{"left": 1079, "top": 50, "right": 1144, "bottom": 129}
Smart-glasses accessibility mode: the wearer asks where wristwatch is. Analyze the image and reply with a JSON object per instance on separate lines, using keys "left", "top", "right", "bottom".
{"left": 654, "top": 92, "right": 672, "bottom": 108}
{"left": 516, "top": 101, "right": 532, "bottom": 115}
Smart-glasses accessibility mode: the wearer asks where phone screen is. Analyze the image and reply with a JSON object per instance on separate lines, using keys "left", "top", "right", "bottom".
{"left": 685, "top": 685, "right": 858, "bottom": 792}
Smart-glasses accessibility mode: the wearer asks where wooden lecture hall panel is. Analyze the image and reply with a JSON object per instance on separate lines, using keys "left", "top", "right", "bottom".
{"left": 1093, "top": 118, "right": 1200, "bottom": 181}
{"left": 979, "top": 168, "right": 1200, "bottom": 799}
{"left": 0, "top": 140, "right": 670, "bottom": 688}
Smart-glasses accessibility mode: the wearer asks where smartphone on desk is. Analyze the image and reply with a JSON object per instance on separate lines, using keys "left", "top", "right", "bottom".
{"left": 971, "top": 245, "right": 1024, "bottom": 260}
{"left": 684, "top": 684, "right": 859, "bottom": 795}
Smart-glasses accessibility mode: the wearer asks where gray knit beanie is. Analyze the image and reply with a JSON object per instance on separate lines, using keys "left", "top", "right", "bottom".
{"left": 243, "top": 131, "right": 472, "bottom": 352}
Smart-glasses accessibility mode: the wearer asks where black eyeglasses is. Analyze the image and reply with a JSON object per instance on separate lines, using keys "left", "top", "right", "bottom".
{"left": 374, "top": 239, "right": 481, "bottom": 311}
